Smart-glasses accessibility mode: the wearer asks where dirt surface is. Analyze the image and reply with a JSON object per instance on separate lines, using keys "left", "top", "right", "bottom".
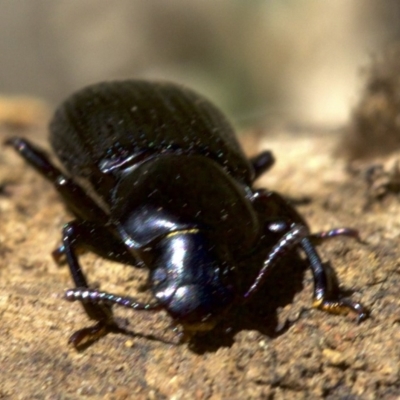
{"left": 341, "top": 45, "right": 400, "bottom": 161}
{"left": 0, "top": 120, "right": 400, "bottom": 399}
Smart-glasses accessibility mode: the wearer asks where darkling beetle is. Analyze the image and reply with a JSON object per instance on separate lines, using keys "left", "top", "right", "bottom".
{"left": 6, "top": 80, "right": 367, "bottom": 347}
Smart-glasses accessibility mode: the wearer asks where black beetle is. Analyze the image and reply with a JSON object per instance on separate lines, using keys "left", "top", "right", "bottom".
{"left": 6, "top": 80, "right": 367, "bottom": 347}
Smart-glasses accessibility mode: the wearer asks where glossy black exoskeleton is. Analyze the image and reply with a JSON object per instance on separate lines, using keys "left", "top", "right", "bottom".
{"left": 6, "top": 80, "right": 367, "bottom": 347}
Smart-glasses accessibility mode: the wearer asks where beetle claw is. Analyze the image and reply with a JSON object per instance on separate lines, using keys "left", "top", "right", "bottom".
{"left": 313, "top": 297, "right": 368, "bottom": 322}
{"left": 51, "top": 245, "right": 66, "bottom": 265}
{"left": 68, "top": 321, "right": 117, "bottom": 350}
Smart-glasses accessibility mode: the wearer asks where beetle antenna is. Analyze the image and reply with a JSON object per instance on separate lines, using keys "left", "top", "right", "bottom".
{"left": 244, "top": 223, "right": 309, "bottom": 299}
{"left": 65, "top": 288, "right": 162, "bottom": 311}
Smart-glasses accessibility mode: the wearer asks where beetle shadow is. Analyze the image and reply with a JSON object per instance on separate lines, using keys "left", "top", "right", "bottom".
{"left": 72, "top": 323, "right": 181, "bottom": 352}
{"left": 187, "top": 252, "right": 309, "bottom": 354}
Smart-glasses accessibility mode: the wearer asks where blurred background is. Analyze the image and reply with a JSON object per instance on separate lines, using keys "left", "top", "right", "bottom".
{"left": 1, "top": 0, "right": 400, "bottom": 128}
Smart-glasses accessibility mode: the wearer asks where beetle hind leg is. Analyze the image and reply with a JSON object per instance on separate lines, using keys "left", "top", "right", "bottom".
{"left": 5, "top": 137, "right": 108, "bottom": 223}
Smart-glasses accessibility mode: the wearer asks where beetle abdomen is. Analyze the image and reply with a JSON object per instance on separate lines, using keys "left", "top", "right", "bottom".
{"left": 49, "top": 80, "right": 253, "bottom": 194}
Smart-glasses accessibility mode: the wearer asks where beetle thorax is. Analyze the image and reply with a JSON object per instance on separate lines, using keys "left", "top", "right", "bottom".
{"left": 112, "top": 154, "right": 260, "bottom": 253}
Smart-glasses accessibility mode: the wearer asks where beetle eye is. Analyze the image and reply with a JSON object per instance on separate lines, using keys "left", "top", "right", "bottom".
{"left": 152, "top": 267, "right": 168, "bottom": 286}
{"left": 268, "top": 221, "right": 289, "bottom": 233}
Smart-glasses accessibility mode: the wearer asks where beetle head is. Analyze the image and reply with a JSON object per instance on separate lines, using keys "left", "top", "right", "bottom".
{"left": 149, "top": 230, "right": 236, "bottom": 331}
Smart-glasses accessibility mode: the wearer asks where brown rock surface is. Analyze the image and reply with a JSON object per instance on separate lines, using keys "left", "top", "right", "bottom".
{"left": 0, "top": 122, "right": 399, "bottom": 399}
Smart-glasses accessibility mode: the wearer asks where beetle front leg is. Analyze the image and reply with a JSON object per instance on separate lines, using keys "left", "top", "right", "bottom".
{"left": 244, "top": 222, "right": 367, "bottom": 322}
{"left": 61, "top": 220, "right": 159, "bottom": 348}
{"left": 62, "top": 220, "right": 117, "bottom": 347}
{"left": 244, "top": 223, "right": 309, "bottom": 298}
{"left": 53, "top": 220, "right": 138, "bottom": 266}
{"left": 300, "top": 238, "right": 367, "bottom": 321}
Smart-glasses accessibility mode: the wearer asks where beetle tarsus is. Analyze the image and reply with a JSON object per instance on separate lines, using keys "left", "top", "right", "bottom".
{"left": 68, "top": 321, "right": 117, "bottom": 349}
{"left": 313, "top": 297, "right": 368, "bottom": 322}
{"left": 310, "top": 227, "right": 363, "bottom": 245}
{"left": 52, "top": 245, "right": 66, "bottom": 265}
{"left": 300, "top": 237, "right": 367, "bottom": 321}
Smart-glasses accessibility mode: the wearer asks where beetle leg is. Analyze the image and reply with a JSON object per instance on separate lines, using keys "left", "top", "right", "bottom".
{"left": 244, "top": 223, "right": 309, "bottom": 298}
{"left": 61, "top": 220, "right": 153, "bottom": 347}
{"left": 249, "top": 150, "right": 275, "bottom": 181}
{"left": 309, "top": 228, "right": 363, "bottom": 245}
{"left": 300, "top": 238, "right": 368, "bottom": 321}
{"left": 250, "top": 189, "right": 308, "bottom": 226}
{"left": 64, "top": 288, "right": 162, "bottom": 346}
{"left": 251, "top": 190, "right": 363, "bottom": 244}
{"left": 5, "top": 137, "right": 108, "bottom": 223}
{"left": 61, "top": 220, "right": 119, "bottom": 347}
{"left": 65, "top": 287, "right": 162, "bottom": 311}
{"left": 52, "top": 220, "right": 137, "bottom": 266}
{"left": 244, "top": 222, "right": 367, "bottom": 321}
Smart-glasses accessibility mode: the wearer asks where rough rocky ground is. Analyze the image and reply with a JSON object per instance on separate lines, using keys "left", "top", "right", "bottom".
{"left": 0, "top": 120, "right": 399, "bottom": 399}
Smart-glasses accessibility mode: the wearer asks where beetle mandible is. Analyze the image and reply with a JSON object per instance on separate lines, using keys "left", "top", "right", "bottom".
{"left": 6, "top": 80, "right": 367, "bottom": 347}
